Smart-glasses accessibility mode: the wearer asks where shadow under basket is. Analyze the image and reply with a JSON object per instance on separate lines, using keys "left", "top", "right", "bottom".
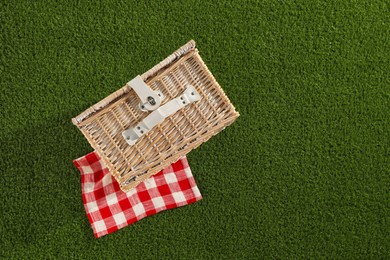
{"left": 72, "top": 40, "right": 239, "bottom": 192}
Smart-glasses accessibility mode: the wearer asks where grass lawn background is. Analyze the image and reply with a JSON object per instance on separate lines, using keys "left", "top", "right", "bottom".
{"left": 1, "top": 0, "right": 388, "bottom": 258}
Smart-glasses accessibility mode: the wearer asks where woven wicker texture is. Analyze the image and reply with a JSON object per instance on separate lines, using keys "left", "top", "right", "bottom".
{"left": 73, "top": 40, "right": 239, "bottom": 191}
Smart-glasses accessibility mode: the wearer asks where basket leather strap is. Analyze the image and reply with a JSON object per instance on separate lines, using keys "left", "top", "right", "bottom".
{"left": 122, "top": 85, "right": 201, "bottom": 145}
{"left": 127, "top": 75, "right": 164, "bottom": 111}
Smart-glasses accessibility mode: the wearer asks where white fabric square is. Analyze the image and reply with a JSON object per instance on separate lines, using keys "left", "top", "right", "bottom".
{"left": 192, "top": 187, "right": 201, "bottom": 198}
{"left": 132, "top": 203, "right": 145, "bottom": 216}
{"left": 83, "top": 182, "right": 95, "bottom": 193}
{"left": 172, "top": 192, "right": 186, "bottom": 203}
{"left": 151, "top": 197, "right": 165, "bottom": 209}
{"left": 164, "top": 172, "right": 178, "bottom": 184}
{"left": 184, "top": 167, "right": 192, "bottom": 178}
{"left": 126, "top": 188, "right": 137, "bottom": 198}
{"left": 113, "top": 212, "right": 127, "bottom": 226}
{"left": 144, "top": 178, "right": 157, "bottom": 189}
{"left": 86, "top": 201, "right": 99, "bottom": 212}
{"left": 102, "top": 173, "right": 112, "bottom": 186}
{"left": 105, "top": 193, "right": 118, "bottom": 206}
{"left": 94, "top": 220, "right": 107, "bottom": 233}
{"left": 81, "top": 165, "right": 93, "bottom": 174}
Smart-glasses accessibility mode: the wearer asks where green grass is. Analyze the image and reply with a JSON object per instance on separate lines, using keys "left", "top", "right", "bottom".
{"left": 1, "top": 0, "right": 389, "bottom": 258}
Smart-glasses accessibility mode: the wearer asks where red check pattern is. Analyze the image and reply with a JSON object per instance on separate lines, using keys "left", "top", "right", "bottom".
{"left": 73, "top": 151, "right": 202, "bottom": 238}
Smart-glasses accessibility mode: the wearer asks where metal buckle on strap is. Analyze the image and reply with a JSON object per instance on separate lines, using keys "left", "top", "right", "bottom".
{"left": 122, "top": 85, "right": 201, "bottom": 145}
{"left": 127, "top": 75, "right": 164, "bottom": 111}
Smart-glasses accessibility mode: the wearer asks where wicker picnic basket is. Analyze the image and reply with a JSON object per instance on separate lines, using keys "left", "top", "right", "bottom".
{"left": 72, "top": 40, "right": 239, "bottom": 192}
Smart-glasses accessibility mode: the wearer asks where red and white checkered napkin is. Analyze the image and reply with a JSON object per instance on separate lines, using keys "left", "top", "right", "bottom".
{"left": 73, "top": 152, "right": 202, "bottom": 238}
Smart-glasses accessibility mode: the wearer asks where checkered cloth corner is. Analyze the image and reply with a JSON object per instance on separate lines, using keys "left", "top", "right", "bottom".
{"left": 73, "top": 151, "right": 202, "bottom": 238}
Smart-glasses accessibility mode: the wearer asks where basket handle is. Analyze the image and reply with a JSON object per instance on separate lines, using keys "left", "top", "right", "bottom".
{"left": 122, "top": 85, "right": 201, "bottom": 145}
